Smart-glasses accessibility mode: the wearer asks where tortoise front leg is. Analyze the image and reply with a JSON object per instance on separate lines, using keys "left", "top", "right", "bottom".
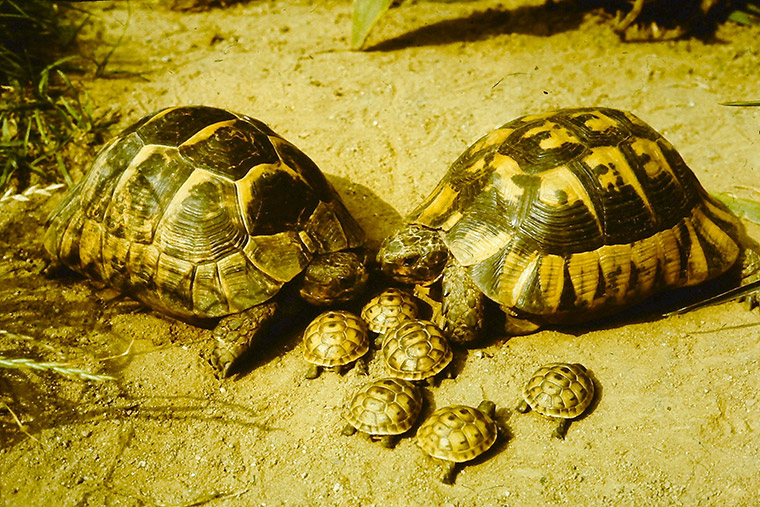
{"left": 341, "top": 424, "right": 358, "bottom": 437}
{"left": 441, "top": 261, "right": 485, "bottom": 345}
{"left": 210, "top": 301, "right": 278, "bottom": 377}
{"left": 515, "top": 399, "right": 531, "bottom": 414}
{"left": 378, "top": 435, "right": 398, "bottom": 449}
{"left": 353, "top": 356, "right": 368, "bottom": 376}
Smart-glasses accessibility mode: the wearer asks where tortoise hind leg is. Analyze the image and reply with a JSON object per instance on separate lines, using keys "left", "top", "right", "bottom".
{"left": 502, "top": 306, "right": 542, "bottom": 335}
{"left": 305, "top": 363, "right": 322, "bottom": 379}
{"left": 210, "top": 301, "right": 278, "bottom": 377}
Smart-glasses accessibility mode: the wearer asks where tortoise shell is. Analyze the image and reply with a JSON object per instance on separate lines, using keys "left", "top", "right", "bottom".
{"left": 381, "top": 319, "right": 452, "bottom": 381}
{"left": 360, "top": 288, "right": 419, "bottom": 334}
{"left": 523, "top": 362, "right": 595, "bottom": 419}
{"left": 410, "top": 107, "right": 742, "bottom": 323}
{"left": 44, "top": 106, "right": 364, "bottom": 320}
{"left": 416, "top": 403, "right": 497, "bottom": 463}
{"left": 343, "top": 377, "right": 422, "bottom": 436}
{"left": 303, "top": 311, "right": 369, "bottom": 367}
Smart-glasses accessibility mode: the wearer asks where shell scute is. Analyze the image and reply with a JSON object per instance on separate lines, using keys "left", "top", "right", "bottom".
{"left": 361, "top": 289, "right": 419, "bottom": 334}
{"left": 134, "top": 105, "right": 237, "bottom": 147}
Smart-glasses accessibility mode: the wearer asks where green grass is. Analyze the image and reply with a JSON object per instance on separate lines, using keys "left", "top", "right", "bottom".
{"left": 728, "top": 0, "right": 760, "bottom": 25}
{"left": 0, "top": 0, "right": 114, "bottom": 194}
{"left": 351, "top": 0, "right": 394, "bottom": 49}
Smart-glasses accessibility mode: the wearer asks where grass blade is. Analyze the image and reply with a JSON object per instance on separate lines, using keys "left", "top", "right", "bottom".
{"left": 351, "top": 0, "right": 394, "bottom": 49}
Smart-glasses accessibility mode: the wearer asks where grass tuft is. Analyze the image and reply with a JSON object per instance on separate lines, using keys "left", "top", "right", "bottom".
{"left": 0, "top": 0, "right": 116, "bottom": 194}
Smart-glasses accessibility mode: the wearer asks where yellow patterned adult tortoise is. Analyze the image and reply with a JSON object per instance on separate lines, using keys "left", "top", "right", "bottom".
{"left": 44, "top": 106, "right": 368, "bottom": 376}
{"left": 378, "top": 107, "right": 760, "bottom": 344}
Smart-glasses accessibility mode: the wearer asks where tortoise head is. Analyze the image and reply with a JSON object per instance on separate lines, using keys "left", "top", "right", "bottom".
{"left": 377, "top": 224, "right": 448, "bottom": 285}
{"left": 299, "top": 250, "right": 370, "bottom": 306}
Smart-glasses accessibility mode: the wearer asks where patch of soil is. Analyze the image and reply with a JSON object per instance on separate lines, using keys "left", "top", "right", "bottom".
{"left": 1, "top": 1, "right": 759, "bottom": 505}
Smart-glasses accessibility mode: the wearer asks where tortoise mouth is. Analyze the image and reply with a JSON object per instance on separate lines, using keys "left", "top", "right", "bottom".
{"left": 380, "top": 261, "right": 441, "bottom": 286}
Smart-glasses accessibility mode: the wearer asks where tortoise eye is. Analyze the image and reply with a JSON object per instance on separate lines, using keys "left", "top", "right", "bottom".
{"left": 402, "top": 255, "right": 419, "bottom": 267}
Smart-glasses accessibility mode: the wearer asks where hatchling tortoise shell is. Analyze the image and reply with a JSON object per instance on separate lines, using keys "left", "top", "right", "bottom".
{"left": 381, "top": 319, "right": 453, "bottom": 383}
{"left": 341, "top": 377, "right": 423, "bottom": 448}
{"left": 44, "top": 105, "right": 367, "bottom": 375}
{"left": 416, "top": 400, "right": 498, "bottom": 484}
{"left": 360, "top": 288, "right": 419, "bottom": 335}
{"left": 303, "top": 310, "right": 369, "bottom": 378}
{"left": 517, "top": 362, "right": 595, "bottom": 439}
{"left": 379, "top": 107, "right": 756, "bottom": 344}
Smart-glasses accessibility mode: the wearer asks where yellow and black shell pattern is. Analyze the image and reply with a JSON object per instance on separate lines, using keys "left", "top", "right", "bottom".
{"left": 303, "top": 311, "right": 369, "bottom": 367}
{"left": 523, "top": 363, "right": 594, "bottom": 419}
{"left": 416, "top": 404, "right": 497, "bottom": 463}
{"left": 44, "top": 106, "right": 364, "bottom": 320}
{"left": 411, "top": 107, "right": 742, "bottom": 323}
{"left": 343, "top": 378, "right": 422, "bottom": 436}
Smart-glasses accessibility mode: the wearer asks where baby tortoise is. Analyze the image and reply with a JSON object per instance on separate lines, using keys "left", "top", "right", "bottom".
{"left": 381, "top": 319, "right": 453, "bottom": 384}
{"left": 342, "top": 377, "right": 423, "bottom": 448}
{"left": 44, "top": 106, "right": 368, "bottom": 377}
{"left": 517, "top": 362, "right": 595, "bottom": 439}
{"left": 361, "top": 288, "right": 419, "bottom": 345}
{"left": 379, "top": 107, "right": 759, "bottom": 345}
{"left": 303, "top": 310, "right": 369, "bottom": 379}
{"left": 416, "top": 401, "right": 498, "bottom": 484}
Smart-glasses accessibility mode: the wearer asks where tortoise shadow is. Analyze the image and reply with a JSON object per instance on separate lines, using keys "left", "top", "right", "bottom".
{"left": 327, "top": 174, "right": 403, "bottom": 251}
{"left": 365, "top": 0, "right": 731, "bottom": 52}
{"left": 365, "top": 0, "right": 591, "bottom": 52}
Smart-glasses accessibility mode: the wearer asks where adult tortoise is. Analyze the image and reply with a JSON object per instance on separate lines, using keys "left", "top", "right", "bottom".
{"left": 379, "top": 107, "right": 759, "bottom": 344}
{"left": 44, "top": 105, "right": 368, "bottom": 376}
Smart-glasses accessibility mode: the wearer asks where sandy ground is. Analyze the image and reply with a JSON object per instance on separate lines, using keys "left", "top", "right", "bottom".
{"left": 1, "top": 1, "right": 760, "bottom": 505}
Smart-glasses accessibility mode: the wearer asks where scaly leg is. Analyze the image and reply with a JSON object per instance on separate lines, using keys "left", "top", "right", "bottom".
{"left": 441, "top": 261, "right": 485, "bottom": 345}
{"left": 502, "top": 306, "right": 542, "bottom": 335}
{"left": 210, "top": 301, "right": 278, "bottom": 377}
